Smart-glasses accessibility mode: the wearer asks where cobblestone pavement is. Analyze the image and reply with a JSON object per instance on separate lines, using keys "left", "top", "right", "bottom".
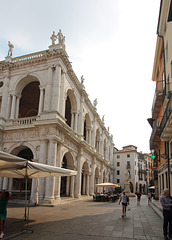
{"left": 3, "top": 195, "right": 164, "bottom": 240}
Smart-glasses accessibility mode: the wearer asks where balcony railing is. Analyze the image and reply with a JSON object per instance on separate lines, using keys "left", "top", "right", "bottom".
{"left": 149, "top": 118, "right": 161, "bottom": 149}
{"left": 13, "top": 116, "right": 37, "bottom": 125}
{"left": 151, "top": 80, "right": 163, "bottom": 118}
{"left": 160, "top": 96, "right": 172, "bottom": 135}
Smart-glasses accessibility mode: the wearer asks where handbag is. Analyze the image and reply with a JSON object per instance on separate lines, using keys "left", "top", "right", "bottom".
{"left": 128, "top": 205, "right": 131, "bottom": 211}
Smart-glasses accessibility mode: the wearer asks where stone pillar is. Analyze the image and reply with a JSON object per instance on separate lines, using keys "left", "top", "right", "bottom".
{"left": 83, "top": 174, "right": 86, "bottom": 195}
{"left": 60, "top": 71, "right": 65, "bottom": 116}
{"left": 55, "top": 143, "right": 62, "bottom": 199}
{"left": 38, "top": 87, "right": 44, "bottom": 115}
{"left": 79, "top": 95, "right": 84, "bottom": 137}
{"left": 86, "top": 174, "right": 90, "bottom": 195}
{"left": 89, "top": 129, "right": 92, "bottom": 145}
{"left": 15, "top": 95, "right": 20, "bottom": 119}
{"left": 74, "top": 111, "right": 78, "bottom": 132}
{"left": 1, "top": 75, "right": 9, "bottom": 119}
{"left": 71, "top": 111, "right": 74, "bottom": 130}
{"left": 51, "top": 65, "right": 61, "bottom": 112}
{"left": 10, "top": 94, "right": 17, "bottom": 119}
{"left": 3, "top": 177, "right": 8, "bottom": 190}
{"left": 70, "top": 175, "right": 75, "bottom": 197}
{"left": 44, "top": 139, "right": 57, "bottom": 202}
{"left": 75, "top": 153, "right": 82, "bottom": 198}
{"left": 66, "top": 176, "right": 70, "bottom": 196}
{"left": 38, "top": 140, "right": 47, "bottom": 199}
{"left": 86, "top": 129, "right": 89, "bottom": 143}
{"left": 90, "top": 159, "right": 96, "bottom": 195}
{"left": 6, "top": 95, "right": 12, "bottom": 119}
{"left": 44, "top": 67, "right": 53, "bottom": 112}
{"left": 92, "top": 118, "right": 96, "bottom": 147}
{"left": 8, "top": 178, "right": 13, "bottom": 191}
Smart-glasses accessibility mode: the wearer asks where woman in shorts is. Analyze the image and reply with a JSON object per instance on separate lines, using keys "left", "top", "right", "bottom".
{"left": 119, "top": 191, "right": 129, "bottom": 217}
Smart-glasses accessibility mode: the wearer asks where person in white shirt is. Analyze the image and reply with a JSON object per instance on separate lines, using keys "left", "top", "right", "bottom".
{"left": 119, "top": 191, "right": 129, "bottom": 218}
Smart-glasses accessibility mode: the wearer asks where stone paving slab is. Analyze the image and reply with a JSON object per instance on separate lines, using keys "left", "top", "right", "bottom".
{"left": 2, "top": 195, "right": 164, "bottom": 240}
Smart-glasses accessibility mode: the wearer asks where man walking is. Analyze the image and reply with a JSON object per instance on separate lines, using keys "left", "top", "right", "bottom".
{"left": 160, "top": 188, "right": 172, "bottom": 239}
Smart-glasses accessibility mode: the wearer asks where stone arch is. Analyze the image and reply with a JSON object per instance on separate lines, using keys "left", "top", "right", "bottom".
{"left": 65, "top": 89, "right": 77, "bottom": 128}
{"left": 95, "top": 128, "right": 100, "bottom": 152}
{"left": 5, "top": 146, "right": 35, "bottom": 198}
{"left": 15, "top": 75, "right": 41, "bottom": 118}
{"left": 8, "top": 142, "right": 37, "bottom": 160}
{"left": 60, "top": 151, "right": 75, "bottom": 197}
{"left": 81, "top": 161, "right": 90, "bottom": 195}
{"left": 83, "top": 113, "right": 91, "bottom": 142}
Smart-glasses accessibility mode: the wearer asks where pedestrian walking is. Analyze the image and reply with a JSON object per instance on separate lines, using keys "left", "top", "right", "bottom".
{"left": 0, "top": 190, "right": 21, "bottom": 239}
{"left": 148, "top": 191, "right": 152, "bottom": 204}
{"left": 118, "top": 191, "right": 129, "bottom": 218}
{"left": 136, "top": 191, "right": 142, "bottom": 205}
{"left": 160, "top": 188, "right": 172, "bottom": 240}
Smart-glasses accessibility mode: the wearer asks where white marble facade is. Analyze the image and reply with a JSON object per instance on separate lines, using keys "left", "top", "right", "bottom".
{"left": 0, "top": 31, "right": 115, "bottom": 204}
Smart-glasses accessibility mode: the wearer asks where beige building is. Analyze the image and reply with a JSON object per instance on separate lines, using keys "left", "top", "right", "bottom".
{"left": 0, "top": 31, "right": 115, "bottom": 204}
{"left": 114, "top": 145, "right": 151, "bottom": 193}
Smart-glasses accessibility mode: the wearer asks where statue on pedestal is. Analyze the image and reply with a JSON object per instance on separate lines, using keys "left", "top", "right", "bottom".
{"left": 8, "top": 41, "right": 14, "bottom": 57}
{"left": 50, "top": 31, "right": 57, "bottom": 45}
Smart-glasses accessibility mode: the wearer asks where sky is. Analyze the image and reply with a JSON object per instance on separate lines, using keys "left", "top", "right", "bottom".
{"left": 0, "top": 0, "right": 161, "bottom": 153}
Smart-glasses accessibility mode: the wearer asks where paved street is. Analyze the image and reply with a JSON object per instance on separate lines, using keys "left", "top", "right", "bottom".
{"left": 4, "top": 195, "right": 163, "bottom": 240}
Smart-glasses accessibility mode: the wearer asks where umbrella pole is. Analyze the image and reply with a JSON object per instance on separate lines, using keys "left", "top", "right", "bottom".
{"left": 22, "top": 165, "right": 33, "bottom": 233}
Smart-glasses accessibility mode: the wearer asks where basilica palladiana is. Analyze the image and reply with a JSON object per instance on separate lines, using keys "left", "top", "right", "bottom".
{"left": 0, "top": 30, "right": 115, "bottom": 204}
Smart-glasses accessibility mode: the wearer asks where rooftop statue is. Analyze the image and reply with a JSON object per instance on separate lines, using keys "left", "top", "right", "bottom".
{"left": 8, "top": 41, "right": 14, "bottom": 57}
{"left": 102, "top": 115, "right": 105, "bottom": 123}
{"left": 50, "top": 31, "right": 57, "bottom": 45}
{"left": 81, "top": 75, "right": 84, "bottom": 84}
{"left": 93, "top": 98, "right": 97, "bottom": 108}
{"left": 57, "top": 29, "right": 64, "bottom": 44}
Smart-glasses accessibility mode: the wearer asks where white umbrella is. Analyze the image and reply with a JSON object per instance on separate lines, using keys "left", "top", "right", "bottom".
{"left": 148, "top": 186, "right": 155, "bottom": 189}
{"left": 95, "top": 182, "right": 120, "bottom": 188}
{"left": 0, "top": 150, "right": 77, "bottom": 233}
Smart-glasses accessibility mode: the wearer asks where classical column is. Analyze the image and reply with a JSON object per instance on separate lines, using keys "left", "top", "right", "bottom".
{"left": 51, "top": 65, "right": 61, "bottom": 112}
{"left": 86, "top": 174, "right": 90, "bottom": 195}
{"left": 74, "top": 111, "right": 78, "bottom": 132}
{"left": 0, "top": 75, "right": 9, "bottom": 119}
{"left": 44, "top": 139, "right": 57, "bottom": 202}
{"left": 10, "top": 94, "right": 17, "bottom": 119}
{"left": 44, "top": 67, "right": 53, "bottom": 112}
{"left": 70, "top": 175, "right": 75, "bottom": 197}
{"left": 83, "top": 174, "right": 86, "bottom": 195}
{"left": 38, "top": 140, "right": 47, "bottom": 199}
{"left": 89, "top": 129, "right": 92, "bottom": 145}
{"left": 86, "top": 129, "right": 89, "bottom": 143}
{"left": 55, "top": 143, "right": 62, "bottom": 199}
{"left": 38, "top": 87, "right": 44, "bottom": 115}
{"left": 92, "top": 118, "right": 96, "bottom": 147}
{"left": 60, "top": 71, "right": 65, "bottom": 116}
{"left": 66, "top": 176, "right": 70, "bottom": 196}
{"left": 78, "top": 95, "right": 84, "bottom": 137}
{"left": 6, "top": 95, "right": 12, "bottom": 119}
{"left": 75, "top": 153, "right": 82, "bottom": 198}
{"left": 71, "top": 111, "right": 74, "bottom": 130}
{"left": 15, "top": 95, "right": 20, "bottom": 119}
{"left": 90, "top": 159, "right": 96, "bottom": 195}
{"left": 2, "top": 177, "right": 8, "bottom": 190}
